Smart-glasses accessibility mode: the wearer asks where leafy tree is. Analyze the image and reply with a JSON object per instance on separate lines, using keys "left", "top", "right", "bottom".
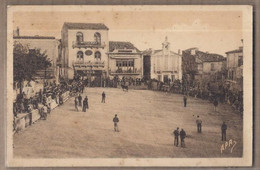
{"left": 13, "top": 41, "right": 52, "bottom": 94}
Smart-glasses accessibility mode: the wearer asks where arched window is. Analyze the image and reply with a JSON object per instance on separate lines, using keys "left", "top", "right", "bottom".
{"left": 77, "top": 51, "right": 84, "bottom": 61}
{"left": 95, "top": 51, "right": 101, "bottom": 60}
{"left": 94, "top": 32, "right": 101, "bottom": 44}
{"left": 76, "top": 32, "right": 83, "bottom": 42}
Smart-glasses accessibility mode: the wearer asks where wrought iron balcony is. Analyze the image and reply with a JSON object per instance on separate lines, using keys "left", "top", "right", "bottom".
{"left": 72, "top": 41, "right": 106, "bottom": 49}
{"left": 73, "top": 60, "right": 105, "bottom": 68}
{"left": 110, "top": 68, "right": 141, "bottom": 75}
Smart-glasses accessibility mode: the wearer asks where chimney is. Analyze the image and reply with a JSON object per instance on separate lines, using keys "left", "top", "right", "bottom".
{"left": 178, "top": 49, "right": 181, "bottom": 55}
{"left": 13, "top": 27, "right": 20, "bottom": 36}
{"left": 16, "top": 27, "right": 20, "bottom": 36}
{"left": 191, "top": 48, "right": 198, "bottom": 55}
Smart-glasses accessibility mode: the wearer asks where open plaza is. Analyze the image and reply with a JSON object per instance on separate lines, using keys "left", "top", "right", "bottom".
{"left": 13, "top": 87, "right": 243, "bottom": 158}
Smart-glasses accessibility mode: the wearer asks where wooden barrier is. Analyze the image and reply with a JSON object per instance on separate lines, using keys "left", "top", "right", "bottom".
{"left": 13, "top": 91, "right": 70, "bottom": 133}
{"left": 62, "top": 91, "right": 70, "bottom": 102}
{"left": 14, "top": 113, "right": 28, "bottom": 132}
{"left": 31, "top": 109, "right": 41, "bottom": 123}
{"left": 50, "top": 100, "right": 59, "bottom": 110}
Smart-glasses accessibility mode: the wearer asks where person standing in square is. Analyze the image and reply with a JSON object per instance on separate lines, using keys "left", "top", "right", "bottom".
{"left": 101, "top": 92, "right": 106, "bottom": 103}
{"left": 213, "top": 98, "right": 219, "bottom": 112}
{"left": 173, "top": 127, "right": 180, "bottom": 146}
{"left": 113, "top": 114, "right": 119, "bottom": 132}
{"left": 78, "top": 94, "right": 82, "bottom": 107}
{"left": 74, "top": 97, "right": 79, "bottom": 112}
{"left": 196, "top": 116, "right": 202, "bottom": 133}
{"left": 221, "top": 121, "right": 227, "bottom": 141}
{"left": 183, "top": 95, "right": 187, "bottom": 107}
{"left": 180, "top": 128, "right": 186, "bottom": 147}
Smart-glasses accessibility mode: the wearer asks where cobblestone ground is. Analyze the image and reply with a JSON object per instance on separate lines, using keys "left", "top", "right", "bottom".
{"left": 13, "top": 88, "right": 243, "bottom": 158}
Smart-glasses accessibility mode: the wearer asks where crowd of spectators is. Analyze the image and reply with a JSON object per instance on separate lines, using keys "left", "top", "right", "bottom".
{"left": 13, "top": 80, "right": 70, "bottom": 119}
{"left": 147, "top": 78, "right": 243, "bottom": 113}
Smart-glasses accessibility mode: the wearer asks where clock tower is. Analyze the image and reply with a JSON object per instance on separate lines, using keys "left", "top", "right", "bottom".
{"left": 162, "top": 36, "right": 170, "bottom": 55}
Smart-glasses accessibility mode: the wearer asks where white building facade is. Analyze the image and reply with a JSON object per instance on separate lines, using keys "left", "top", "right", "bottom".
{"left": 148, "top": 37, "right": 182, "bottom": 82}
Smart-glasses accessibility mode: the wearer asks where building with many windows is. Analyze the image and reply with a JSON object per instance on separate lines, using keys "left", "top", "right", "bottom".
{"left": 225, "top": 46, "right": 243, "bottom": 91}
{"left": 182, "top": 47, "right": 226, "bottom": 91}
{"left": 60, "top": 22, "right": 109, "bottom": 83}
{"left": 142, "top": 37, "right": 182, "bottom": 82}
{"left": 107, "top": 41, "right": 143, "bottom": 79}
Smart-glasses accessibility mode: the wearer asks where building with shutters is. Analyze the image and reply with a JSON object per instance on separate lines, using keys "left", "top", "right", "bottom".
{"left": 60, "top": 22, "right": 109, "bottom": 84}
{"left": 225, "top": 46, "right": 243, "bottom": 91}
{"left": 182, "top": 47, "right": 226, "bottom": 92}
{"left": 107, "top": 41, "right": 143, "bottom": 79}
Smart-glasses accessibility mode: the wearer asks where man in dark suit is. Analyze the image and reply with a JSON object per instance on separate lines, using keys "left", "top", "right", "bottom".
{"left": 102, "top": 92, "right": 106, "bottom": 103}
{"left": 180, "top": 128, "right": 186, "bottom": 147}
{"left": 221, "top": 121, "right": 227, "bottom": 141}
{"left": 113, "top": 114, "right": 119, "bottom": 132}
{"left": 173, "top": 127, "right": 180, "bottom": 146}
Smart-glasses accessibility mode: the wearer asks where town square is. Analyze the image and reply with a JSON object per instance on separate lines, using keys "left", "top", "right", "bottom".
{"left": 10, "top": 6, "right": 247, "bottom": 160}
{"left": 13, "top": 87, "right": 242, "bottom": 158}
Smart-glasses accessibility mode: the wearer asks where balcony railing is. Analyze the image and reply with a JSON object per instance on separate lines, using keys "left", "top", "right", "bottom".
{"left": 110, "top": 68, "right": 141, "bottom": 75}
{"left": 72, "top": 41, "right": 106, "bottom": 49}
{"left": 73, "top": 60, "right": 105, "bottom": 68}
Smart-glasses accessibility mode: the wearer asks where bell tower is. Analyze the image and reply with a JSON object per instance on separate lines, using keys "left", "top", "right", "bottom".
{"left": 162, "top": 36, "right": 170, "bottom": 55}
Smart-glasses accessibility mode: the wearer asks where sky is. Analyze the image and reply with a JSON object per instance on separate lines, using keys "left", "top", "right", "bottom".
{"left": 12, "top": 7, "right": 243, "bottom": 56}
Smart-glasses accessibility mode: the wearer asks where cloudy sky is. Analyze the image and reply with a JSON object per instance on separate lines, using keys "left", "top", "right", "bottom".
{"left": 12, "top": 6, "right": 243, "bottom": 56}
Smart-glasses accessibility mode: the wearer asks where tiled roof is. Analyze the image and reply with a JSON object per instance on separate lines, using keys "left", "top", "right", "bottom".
{"left": 225, "top": 49, "right": 243, "bottom": 54}
{"left": 13, "top": 36, "right": 55, "bottom": 39}
{"left": 109, "top": 41, "right": 140, "bottom": 52}
{"left": 184, "top": 48, "right": 225, "bottom": 62}
{"left": 63, "top": 22, "right": 109, "bottom": 30}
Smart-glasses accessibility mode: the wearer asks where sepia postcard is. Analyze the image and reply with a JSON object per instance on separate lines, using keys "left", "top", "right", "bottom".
{"left": 6, "top": 5, "right": 253, "bottom": 167}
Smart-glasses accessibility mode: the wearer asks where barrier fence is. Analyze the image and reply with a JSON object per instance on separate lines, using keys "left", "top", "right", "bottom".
{"left": 13, "top": 91, "right": 70, "bottom": 133}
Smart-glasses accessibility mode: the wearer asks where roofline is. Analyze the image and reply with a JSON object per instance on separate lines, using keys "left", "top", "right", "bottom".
{"left": 151, "top": 50, "right": 181, "bottom": 56}
{"left": 63, "top": 22, "right": 109, "bottom": 30}
{"left": 108, "top": 41, "right": 141, "bottom": 52}
{"left": 13, "top": 36, "right": 56, "bottom": 39}
{"left": 225, "top": 50, "right": 243, "bottom": 54}
{"left": 107, "top": 52, "right": 142, "bottom": 55}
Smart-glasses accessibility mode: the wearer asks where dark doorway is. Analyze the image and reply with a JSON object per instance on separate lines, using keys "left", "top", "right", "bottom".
{"left": 163, "top": 75, "right": 168, "bottom": 83}
{"left": 143, "top": 55, "right": 151, "bottom": 80}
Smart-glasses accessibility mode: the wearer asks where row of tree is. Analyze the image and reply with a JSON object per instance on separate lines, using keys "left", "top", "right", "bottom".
{"left": 13, "top": 42, "right": 52, "bottom": 94}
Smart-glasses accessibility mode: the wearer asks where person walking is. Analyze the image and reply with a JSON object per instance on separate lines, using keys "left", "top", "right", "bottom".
{"left": 196, "top": 116, "right": 202, "bottom": 133}
{"left": 173, "top": 127, "right": 180, "bottom": 147}
{"left": 183, "top": 95, "right": 187, "bottom": 107}
{"left": 78, "top": 94, "right": 82, "bottom": 107}
{"left": 101, "top": 91, "right": 106, "bottom": 103}
{"left": 82, "top": 98, "right": 87, "bottom": 112}
{"left": 221, "top": 121, "right": 227, "bottom": 141}
{"left": 74, "top": 97, "right": 79, "bottom": 112}
{"left": 113, "top": 114, "right": 119, "bottom": 132}
{"left": 180, "top": 128, "right": 186, "bottom": 147}
{"left": 85, "top": 96, "right": 89, "bottom": 109}
{"left": 213, "top": 98, "right": 219, "bottom": 112}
